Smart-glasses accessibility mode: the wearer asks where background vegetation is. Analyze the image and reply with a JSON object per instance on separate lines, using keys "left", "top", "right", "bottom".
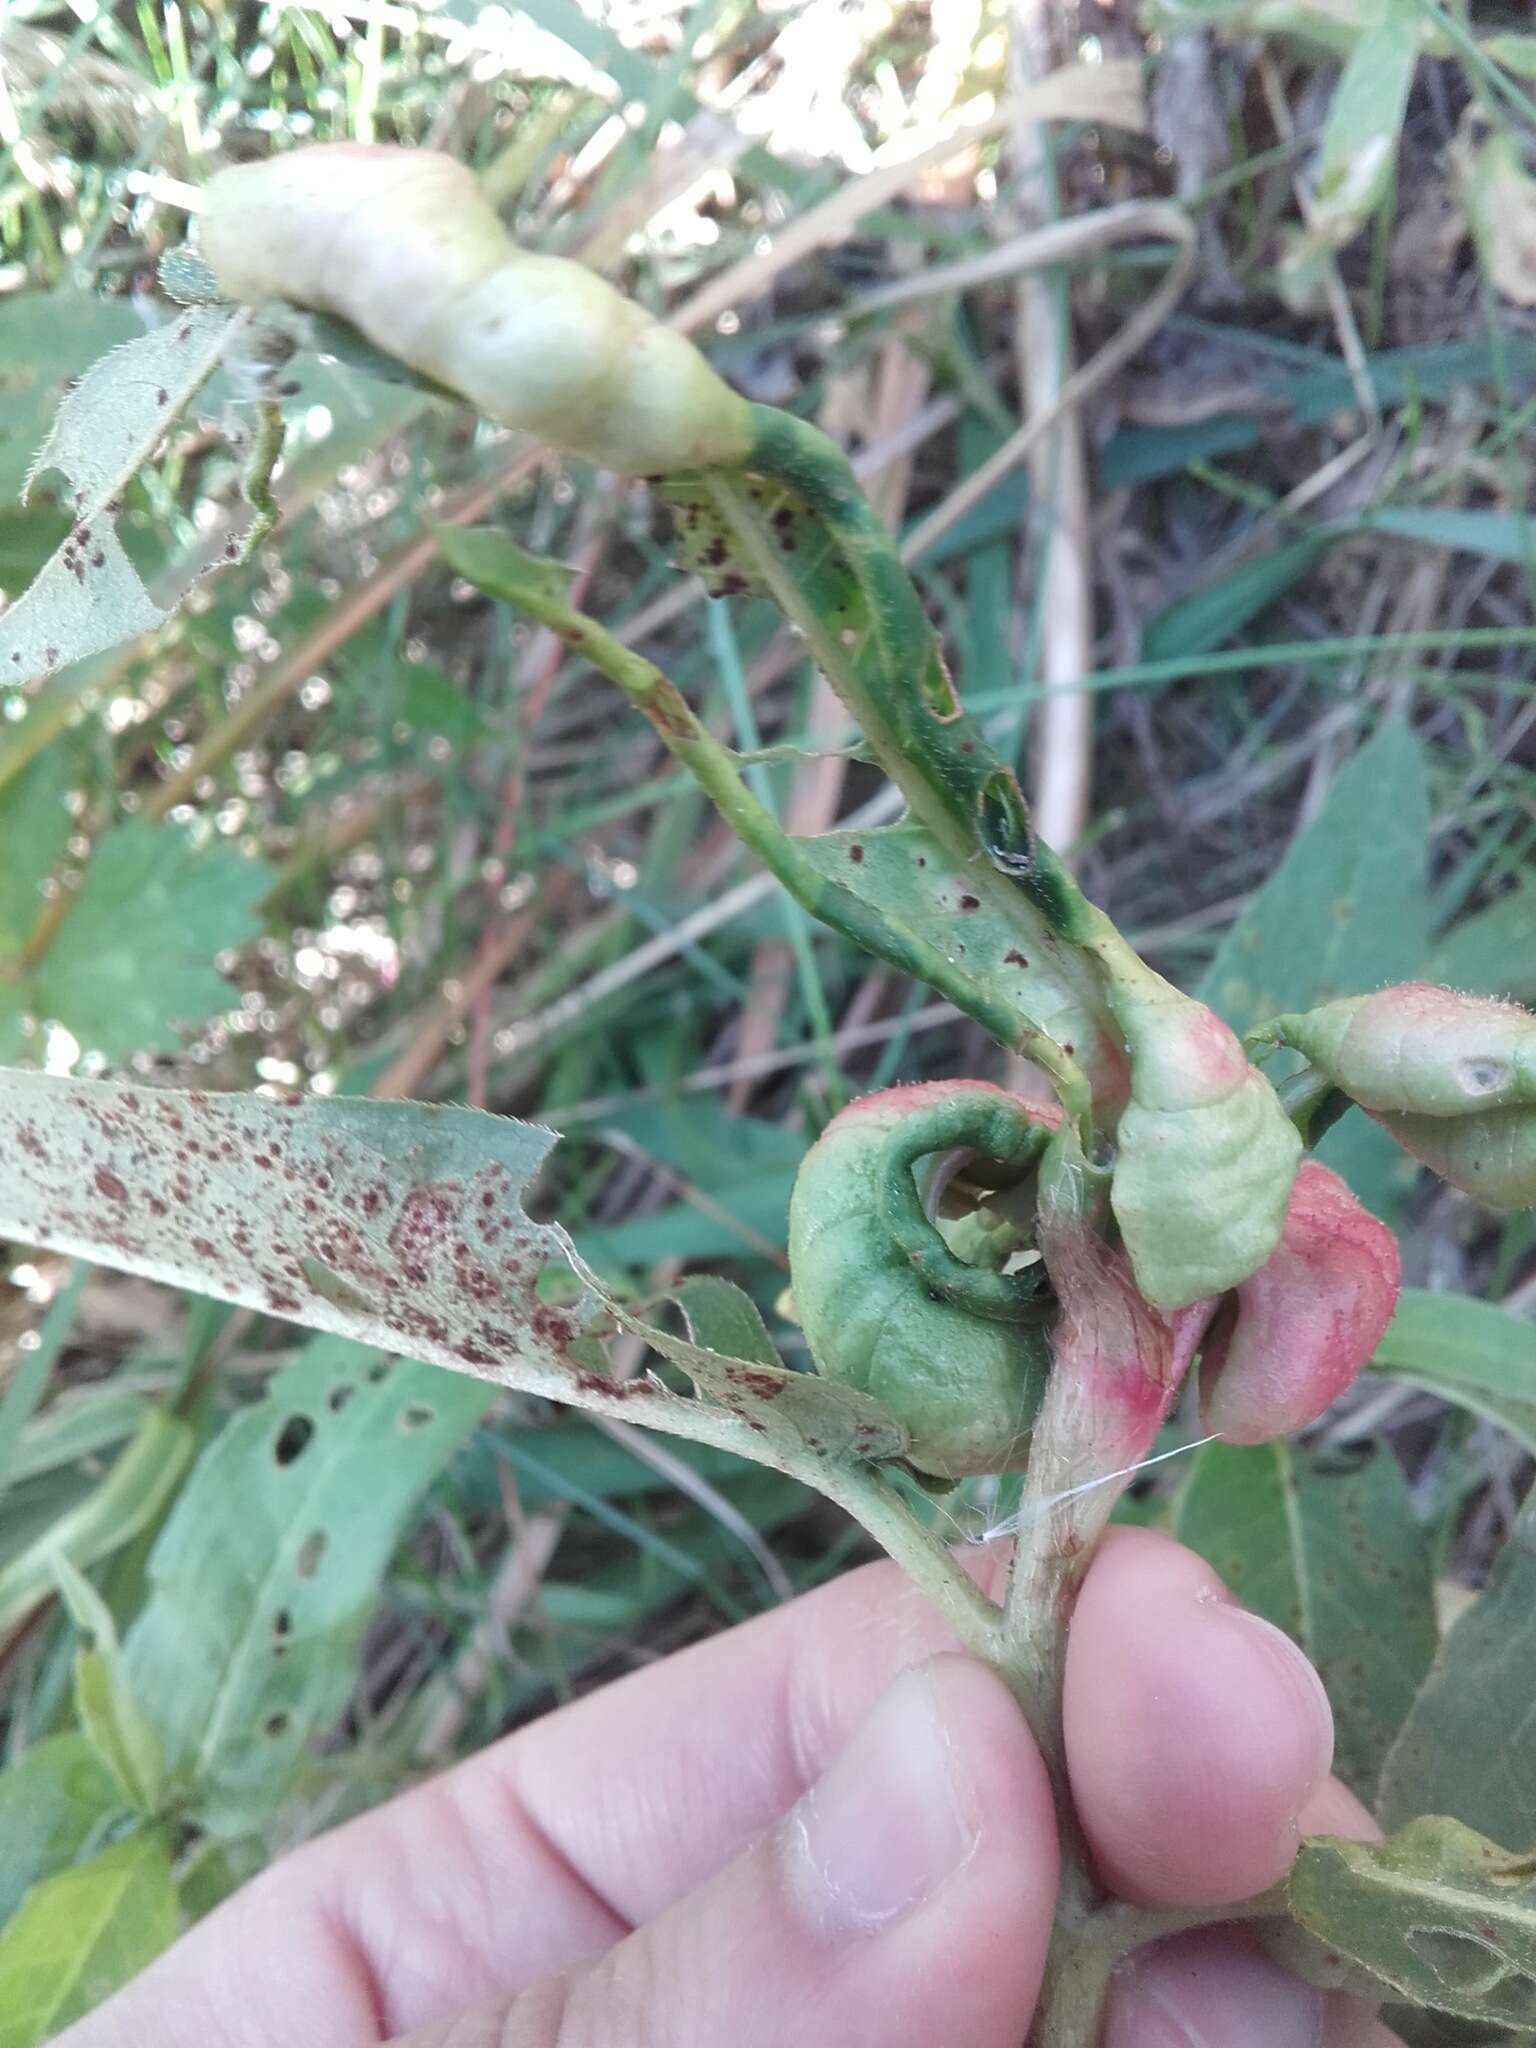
{"left": 2, "top": 1, "right": 1536, "bottom": 2038}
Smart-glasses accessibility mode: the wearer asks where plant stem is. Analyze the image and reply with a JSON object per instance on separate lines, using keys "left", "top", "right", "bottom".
{"left": 446, "top": 532, "right": 1096, "bottom": 1101}
{"left": 717, "top": 414, "right": 1100, "bottom": 957}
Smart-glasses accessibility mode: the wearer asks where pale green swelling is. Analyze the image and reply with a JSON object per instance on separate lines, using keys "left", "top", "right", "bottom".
{"left": 1261, "top": 986, "right": 1536, "bottom": 1116}
{"left": 200, "top": 144, "right": 753, "bottom": 478}
{"left": 1374, "top": 1108, "right": 1536, "bottom": 1209}
{"left": 1257, "top": 984, "right": 1536, "bottom": 1208}
{"left": 787, "top": 1097, "right": 1050, "bottom": 1480}
{"left": 1106, "top": 970, "right": 1301, "bottom": 1311}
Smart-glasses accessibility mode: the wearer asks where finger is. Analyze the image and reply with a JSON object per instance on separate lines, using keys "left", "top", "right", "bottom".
{"left": 1298, "top": 1773, "right": 1379, "bottom": 1841}
{"left": 408, "top": 1655, "right": 1055, "bottom": 2047}
{"left": 54, "top": 1557, "right": 1006, "bottom": 2048}
{"left": 1102, "top": 1929, "right": 1407, "bottom": 2048}
{"left": 391, "top": 1656, "right": 1056, "bottom": 2048}
{"left": 1064, "top": 1527, "right": 1335, "bottom": 1905}
{"left": 59, "top": 1522, "right": 1346, "bottom": 2046}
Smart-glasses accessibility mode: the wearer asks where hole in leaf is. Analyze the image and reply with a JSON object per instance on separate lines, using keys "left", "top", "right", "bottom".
{"left": 366, "top": 1361, "right": 391, "bottom": 1384}
{"left": 294, "top": 1530, "right": 328, "bottom": 1579}
{"left": 399, "top": 1402, "right": 435, "bottom": 1433}
{"left": 262, "top": 1710, "right": 291, "bottom": 1740}
{"left": 273, "top": 1415, "right": 315, "bottom": 1466}
{"left": 272, "top": 1608, "right": 292, "bottom": 1638}
{"left": 327, "top": 1383, "right": 355, "bottom": 1412}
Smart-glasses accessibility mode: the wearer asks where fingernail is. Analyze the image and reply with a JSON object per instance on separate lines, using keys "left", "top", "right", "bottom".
{"left": 1109, "top": 1933, "right": 1326, "bottom": 2048}
{"left": 783, "top": 1665, "right": 976, "bottom": 1935}
{"left": 1220, "top": 1607, "right": 1335, "bottom": 1780}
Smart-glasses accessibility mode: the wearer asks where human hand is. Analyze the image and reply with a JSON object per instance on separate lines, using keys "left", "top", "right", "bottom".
{"left": 58, "top": 1527, "right": 1402, "bottom": 2048}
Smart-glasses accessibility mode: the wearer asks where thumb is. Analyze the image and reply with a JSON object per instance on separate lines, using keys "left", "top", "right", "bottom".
{"left": 392, "top": 1654, "right": 1058, "bottom": 2048}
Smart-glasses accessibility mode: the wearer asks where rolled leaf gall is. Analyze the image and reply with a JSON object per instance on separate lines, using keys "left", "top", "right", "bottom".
{"left": 787, "top": 1081, "right": 1058, "bottom": 1480}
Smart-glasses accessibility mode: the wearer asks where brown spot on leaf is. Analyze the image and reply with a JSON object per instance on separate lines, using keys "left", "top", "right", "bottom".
{"left": 389, "top": 1181, "right": 463, "bottom": 1281}
{"left": 731, "top": 1367, "right": 787, "bottom": 1400}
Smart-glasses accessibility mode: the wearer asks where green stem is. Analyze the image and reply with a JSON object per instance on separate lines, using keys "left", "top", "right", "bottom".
{"left": 451, "top": 539, "right": 1093, "bottom": 1095}
{"left": 730, "top": 409, "right": 1099, "bottom": 954}
{"left": 813, "top": 1461, "right": 1006, "bottom": 1663}
{"left": 698, "top": 420, "right": 1100, "bottom": 1128}
{"left": 239, "top": 399, "right": 287, "bottom": 556}
{"left": 1026, "top": 1883, "right": 1294, "bottom": 2048}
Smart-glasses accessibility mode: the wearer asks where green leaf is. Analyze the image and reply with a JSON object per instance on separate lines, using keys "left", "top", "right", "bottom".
{"left": 53, "top": 1555, "right": 164, "bottom": 1817}
{"left": 1202, "top": 722, "right": 1432, "bottom": 1213}
{"left": 0, "top": 741, "right": 77, "bottom": 956}
{"left": 1429, "top": 887, "right": 1536, "bottom": 1002}
{"left": 0, "top": 305, "right": 251, "bottom": 688}
{"left": 0, "top": 1733, "right": 126, "bottom": 1928}
{"left": 1289, "top": 1817, "right": 1536, "bottom": 2027}
{"left": 0, "top": 1408, "right": 193, "bottom": 1640}
{"left": 0, "top": 1074, "right": 907, "bottom": 1466}
{"left": 1364, "top": 508, "right": 1536, "bottom": 567}
{"left": 72, "top": 1652, "right": 164, "bottom": 1820}
{"left": 1140, "top": 535, "right": 1332, "bottom": 667}
{"left": 1303, "top": 0, "right": 1420, "bottom": 250}
{"left": 14, "top": 820, "right": 271, "bottom": 1062}
{"left": 1486, "top": 33, "right": 1536, "bottom": 78}
{"left": 122, "top": 1334, "right": 488, "bottom": 1832}
{"left": 793, "top": 824, "right": 1106, "bottom": 1082}
{"left": 1372, "top": 1289, "right": 1536, "bottom": 1456}
{"left": 1200, "top": 721, "right": 1431, "bottom": 1034}
{"left": 0, "top": 290, "right": 142, "bottom": 505}
{"left": 667, "top": 409, "right": 1095, "bottom": 954}
{"left": 1378, "top": 1491, "right": 1536, "bottom": 1847}
{"left": 435, "top": 524, "right": 578, "bottom": 610}
{"left": 1173, "top": 1440, "right": 1437, "bottom": 1796}
{"left": 373, "top": 657, "right": 489, "bottom": 746}
{"left": 0, "top": 1828, "right": 178, "bottom": 2045}
{"left": 674, "top": 1274, "right": 781, "bottom": 1367}
{"left": 6, "top": 1385, "right": 148, "bottom": 1488}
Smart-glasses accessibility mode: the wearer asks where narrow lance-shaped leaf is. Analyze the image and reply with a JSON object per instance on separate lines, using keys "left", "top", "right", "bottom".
{"left": 0, "top": 1407, "right": 193, "bottom": 1644}
{"left": 436, "top": 524, "right": 1107, "bottom": 1100}
{"left": 664, "top": 420, "right": 1096, "bottom": 953}
{"left": 1370, "top": 1287, "right": 1536, "bottom": 1457}
{"left": 0, "top": 1073, "right": 905, "bottom": 1469}
{"left": 53, "top": 1554, "right": 165, "bottom": 1819}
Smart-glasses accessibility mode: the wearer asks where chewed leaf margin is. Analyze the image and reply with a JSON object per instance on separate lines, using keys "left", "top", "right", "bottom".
{"left": 0, "top": 1072, "right": 906, "bottom": 1468}
{"left": 1, "top": 305, "right": 252, "bottom": 688}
